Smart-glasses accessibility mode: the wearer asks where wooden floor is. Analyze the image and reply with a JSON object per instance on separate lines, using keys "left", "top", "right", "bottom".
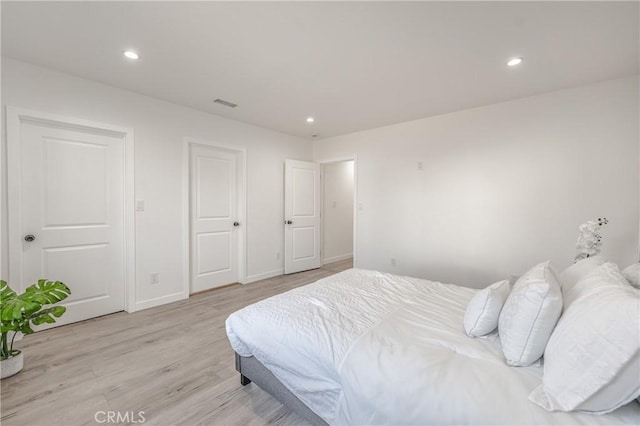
{"left": 1, "top": 259, "right": 353, "bottom": 426}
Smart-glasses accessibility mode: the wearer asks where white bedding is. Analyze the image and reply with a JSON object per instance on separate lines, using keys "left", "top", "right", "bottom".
{"left": 226, "top": 268, "right": 640, "bottom": 425}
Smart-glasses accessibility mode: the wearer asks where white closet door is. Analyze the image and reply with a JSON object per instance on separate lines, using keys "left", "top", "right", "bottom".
{"left": 190, "top": 144, "right": 239, "bottom": 292}
{"left": 15, "top": 120, "right": 126, "bottom": 325}
{"left": 284, "top": 159, "right": 321, "bottom": 274}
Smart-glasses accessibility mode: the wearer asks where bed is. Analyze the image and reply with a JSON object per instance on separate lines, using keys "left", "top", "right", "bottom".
{"left": 225, "top": 268, "right": 640, "bottom": 425}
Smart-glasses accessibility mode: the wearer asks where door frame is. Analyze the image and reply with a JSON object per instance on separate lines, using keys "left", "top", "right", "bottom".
{"left": 318, "top": 156, "right": 358, "bottom": 267}
{"left": 6, "top": 106, "right": 136, "bottom": 312}
{"left": 182, "top": 137, "right": 247, "bottom": 293}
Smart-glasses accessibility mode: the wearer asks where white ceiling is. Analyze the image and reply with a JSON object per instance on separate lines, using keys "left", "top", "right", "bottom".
{"left": 2, "top": 2, "right": 638, "bottom": 139}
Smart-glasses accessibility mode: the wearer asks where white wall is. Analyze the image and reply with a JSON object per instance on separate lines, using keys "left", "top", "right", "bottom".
{"left": 1, "top": 58, "right": 312, "bottom": 309}
{"left": 322, "top": 160, "right": 354, "bottom": 263}
{"left": 314, "top": 76, "right": 639, "bottom": 288}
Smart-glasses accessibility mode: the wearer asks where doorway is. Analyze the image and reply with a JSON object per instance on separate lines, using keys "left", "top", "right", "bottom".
{"left": 185, "top": 139, "right": 246, "bottom": 293}
{"left": 283, "top": 158, "right": 356, "bottom": 274}
{"left": 321, "top": 160, "right": 355, "bottom": 268}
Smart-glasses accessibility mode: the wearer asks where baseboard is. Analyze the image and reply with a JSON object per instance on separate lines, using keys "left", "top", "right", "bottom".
{"left": 133, "top": 291, "right": 188, "bottom": 312}
{"left": 244, "top": 268, "right": 284, "bottom": 284}
{"left": 322, "top": 253, "right": 353, "bottom": 265}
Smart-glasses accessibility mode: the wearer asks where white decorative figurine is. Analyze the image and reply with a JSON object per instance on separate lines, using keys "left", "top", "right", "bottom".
{"left": 574, "top": 217, "right": 608, "bottom": 262}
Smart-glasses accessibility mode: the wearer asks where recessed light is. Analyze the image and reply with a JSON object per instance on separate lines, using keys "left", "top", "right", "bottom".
{"left": 306, "top": 117, "right": 315, "bottom": 123}
{"left": 123, "top": 50, "right": 140, "bottom": 60}
{"left": 507, "top": 57, "right": 523, "bottom": 67}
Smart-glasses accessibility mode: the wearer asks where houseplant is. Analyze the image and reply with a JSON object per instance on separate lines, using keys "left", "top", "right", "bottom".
{"left": 574, "top": 217, "right": 609, "bottom": 262}
{"left": 0, "top": 279, "right": 71, "bottom": 379}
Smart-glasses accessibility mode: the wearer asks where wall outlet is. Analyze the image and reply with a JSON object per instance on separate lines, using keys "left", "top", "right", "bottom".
{"left": 358, "top": 203, "right": 364, "bottom": 211}
{"left": 276, "top": 252, "right": 281, "bottom": 260}
{"left": 150, "top": 272, "right": 160, "bottom": 285}
{"left": 332, "top": 201, "right": 337, "bottom": 208}
{"left": 391, "top": 258, "right": 397, "bottom": 267}
{"left": 417, "top": 161, "right": 424, "bottom": 170}
{"left": 136, "top": 199, "right": 145, "bottom": 211}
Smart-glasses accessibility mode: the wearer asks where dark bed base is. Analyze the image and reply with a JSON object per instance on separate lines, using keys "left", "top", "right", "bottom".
{"left": 235, "top": 353, "right": 328, "bottom": 426}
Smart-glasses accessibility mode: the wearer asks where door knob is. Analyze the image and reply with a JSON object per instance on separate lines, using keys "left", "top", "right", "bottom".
{"left": 233, "top": 222, "right": 240, "bottom": 227}
{"left": 286, "top": 220, "right": 293, "bottom": 225}
{"left": 24, "top": 234, "right": 36, "bottom": 242}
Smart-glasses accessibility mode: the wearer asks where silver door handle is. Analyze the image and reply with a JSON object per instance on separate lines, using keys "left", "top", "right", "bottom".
{"left": 24, "top": 234, "right": 36, "bottom": 242}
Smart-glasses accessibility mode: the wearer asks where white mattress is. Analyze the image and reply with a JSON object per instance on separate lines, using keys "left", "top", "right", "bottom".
{"left": 225, "top": 268, "right": 640, "bottom": 425}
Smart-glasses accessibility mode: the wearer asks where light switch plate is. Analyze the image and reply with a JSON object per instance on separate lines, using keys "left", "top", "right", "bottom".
{"left": 136, "top": 199, "right": 145, "bottom": 211}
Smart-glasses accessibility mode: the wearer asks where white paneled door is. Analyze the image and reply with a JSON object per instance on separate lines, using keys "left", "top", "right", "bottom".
{"left": 10, "top": 113, "right": 128, "bottom": 326}
{"left": 190, "top": 144, "right": 240, "bottom": 292}
{"left": 284, "top": 159, "right": 321, "bottom": 274}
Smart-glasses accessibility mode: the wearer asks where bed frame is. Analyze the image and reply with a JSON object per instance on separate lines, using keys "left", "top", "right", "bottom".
{"left": 235, "top": 353, "right": 328, "bottom": 426}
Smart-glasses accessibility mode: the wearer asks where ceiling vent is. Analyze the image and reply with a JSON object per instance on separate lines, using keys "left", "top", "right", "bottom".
{"left": 213, "top": 98, "right": 238, "bottom": 108}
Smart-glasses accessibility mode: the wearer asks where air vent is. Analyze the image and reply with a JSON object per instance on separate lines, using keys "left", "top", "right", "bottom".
{"left": 213, "top": 98, "right": 238, "bottom": 108}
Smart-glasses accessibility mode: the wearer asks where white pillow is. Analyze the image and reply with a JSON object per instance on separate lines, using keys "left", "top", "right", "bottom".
{"left": 498, "top": 261, "right": 563, "bottom": 367}
{"left": 562, "top": 261, "right": 628, "bottom": 309}
{"left": 464, "top": 280, "right": 510, "bottom": 337}
{"left": 559, "top": 255, "right": 605, "bottom": 293}
{"left": 622, "top": 263, "right": 640, "bottom": 288}
{"left": 529, "top": 263, "right": 640, "bottom": 414}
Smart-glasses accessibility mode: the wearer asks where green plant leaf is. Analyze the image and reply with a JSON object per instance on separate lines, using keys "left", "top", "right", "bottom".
{"left": 20, "top": 322, "right": 34, "bottom": 335}
{"left": 23, "top": 280, "right": 71, "bottom": 305}
{"left": 30, "top": 306, "right": 67, "bottom": 325}
{"left": 0, "top": 281, "right": 17, "bottom": 304}
{"left": 2, "top": 297, "right": 41, "bottom": 320}
{"left": 1, "top": 322, "right": 20, "bottom": 333}
{"left": 0, "top": 280, "right": 70, "bottom": 344}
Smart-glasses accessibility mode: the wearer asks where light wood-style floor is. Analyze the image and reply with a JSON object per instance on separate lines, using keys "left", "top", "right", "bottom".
{"left": 1, "top": 259, "right": 353, "bottom": 426}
